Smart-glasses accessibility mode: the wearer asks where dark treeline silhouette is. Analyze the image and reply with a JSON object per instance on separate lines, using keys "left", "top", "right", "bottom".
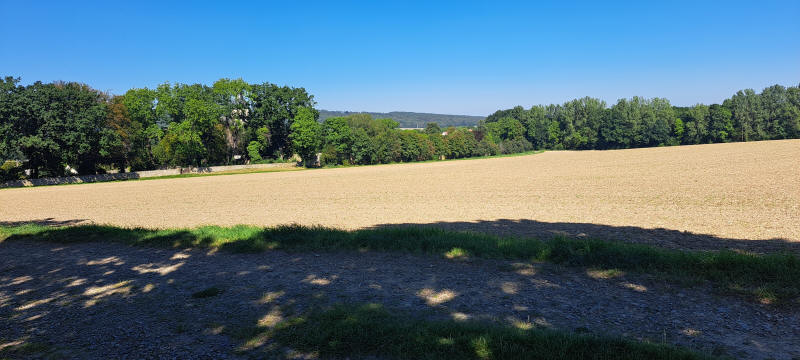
{"left": 1, "top": 76, "right": 798, "bottom": 180}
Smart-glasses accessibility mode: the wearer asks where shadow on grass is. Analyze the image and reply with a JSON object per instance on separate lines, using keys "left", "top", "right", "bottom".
{"left": 368, "top": 218, "right": 800, "bottom": 255}
{"left": 0, "top": 235, "right": 725, "bottom": 359}
{"left": 1, "top": 221, "right": 798, "bottom": 305}
{"left": 267, "top": 303, "right": 706, "bottom": 360}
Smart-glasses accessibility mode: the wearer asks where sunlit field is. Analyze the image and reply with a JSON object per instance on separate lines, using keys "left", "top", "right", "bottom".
{"left": 2, "top": 139, "right": 798, "bottom": 253}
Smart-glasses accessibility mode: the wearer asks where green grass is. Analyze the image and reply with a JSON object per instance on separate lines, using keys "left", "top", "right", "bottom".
{"left": 1, "top": 223, "right": 798, "bottom": 305}
{"left": 248, "top": 303, "right": 709, "bottom": 359}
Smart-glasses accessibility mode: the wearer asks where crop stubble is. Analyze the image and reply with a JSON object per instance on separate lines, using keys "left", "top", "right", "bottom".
{"left": 2, "top": 140, "right": 798, "bottom": 251}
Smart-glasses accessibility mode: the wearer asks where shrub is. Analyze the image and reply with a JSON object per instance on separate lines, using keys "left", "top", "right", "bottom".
{"left": 247, "top": 141, "right": 263, "bottom": 162}
{"left": 319, "top": 144, "right": 339, "bottom": 166}
{"left": 499, "top": 138, "right": 533, "bottom": 154}
{"left": 474, "top": 140, "right": 499, "bottom": 157}
{"left": 0, "top": 160, "right": 24, "bottom": 181}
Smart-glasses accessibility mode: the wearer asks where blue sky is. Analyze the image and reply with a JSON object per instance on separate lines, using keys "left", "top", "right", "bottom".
{"left": 1, "top": 1, "right": 798, "bottom": 115}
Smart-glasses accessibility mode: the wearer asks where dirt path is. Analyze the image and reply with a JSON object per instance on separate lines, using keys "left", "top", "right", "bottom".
{"left": 1, "top": 240, "right": 797, "bottom": 359}
{"left": 2, "top": 140, "right": 798, "bottom": 254}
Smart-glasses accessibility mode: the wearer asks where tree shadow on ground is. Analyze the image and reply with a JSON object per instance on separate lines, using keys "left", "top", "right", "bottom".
{"left": 368, "top": 218, "right": 800, "bottom": 255}
{"left": 0, "top": 241, "right": 760, "bottom": 358}
{"left": 2, "top": 233, "right": 799, "bottom": 359}
{"left": 3, "top": 219, "right": 800, "bottom": 357}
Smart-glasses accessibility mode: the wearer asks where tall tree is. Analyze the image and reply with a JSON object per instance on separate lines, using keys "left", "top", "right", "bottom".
{"left": 213, "top": 78, "right": 251, "bottom": 163}
{"left": 708, "top": 104, "right": 733, "bottom": 142}
{"left": 289, "top": 107, "right": 322, "bottom": 167}
{"left": 251, "top": 83, "right": 316, "bottom": 159}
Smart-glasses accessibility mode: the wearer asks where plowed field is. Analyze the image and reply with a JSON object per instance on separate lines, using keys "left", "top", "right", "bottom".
{"left": 2, "top": 140, "right": 798, "bottom": 252}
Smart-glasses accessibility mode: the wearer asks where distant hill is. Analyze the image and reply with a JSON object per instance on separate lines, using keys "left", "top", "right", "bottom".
{"left": 319, "top": 110, "right": 485, "bottom": 128}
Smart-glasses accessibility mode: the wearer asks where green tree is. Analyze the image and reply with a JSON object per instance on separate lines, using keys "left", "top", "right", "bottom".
{"left": 121, "top": 88, "right": 161, "bottom": 169}
{"left": 350, "top": 128, "right": 376, "bottom": 165}
{"left": 213, "top": 78, "right": 251, "bottom": 163}
{"left": 444, "top": 128, "right": 477, "bottom": 158}
{"left": 672, "top": 118, "right": 684, "bottom": 143}
{"left": 424, "top": 122, "right": 442, "bottom": 136}
{"left": 16, "top": 81, "right": 109, "bottom": 177}
{"left": 156, "top": 121, "right": 205, "bottom": 167}
{"left": 708, "top": 104, "right": 733, "bottom": 142}
{"left": 486, "top": 117, "right": 525, "bottom": 143}
{"left": 247, "top": 141, "right": 263, "bottom": 162}
{"left": 322, "top": 117, "right": 354, "bottom": 164}
{"left": 683, "top": 104, "right": 710, "bottom": 144}
{"left": 727, "top": 89, "right": 765, "bottom": 141}
{"left": 0, "top": 77, "right": 24, "bottom": 163}
{"left": 251, "top": 83, "right": 316, "bottom": 159}
{"left": 289, "top": 107, "right": 322, "bottom": 167}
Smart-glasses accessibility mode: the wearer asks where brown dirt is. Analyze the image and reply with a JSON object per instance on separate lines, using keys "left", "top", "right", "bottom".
{"left": 2, "top": 140, "right": 799, "bottom": 253}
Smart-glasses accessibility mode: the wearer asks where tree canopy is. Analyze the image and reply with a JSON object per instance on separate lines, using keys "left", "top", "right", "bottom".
{"left": 1, "top": 76, "right": 798, "bottom": 180}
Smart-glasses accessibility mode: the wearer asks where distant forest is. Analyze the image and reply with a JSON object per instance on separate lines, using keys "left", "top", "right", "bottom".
{"left": 1, "top": 75, "right": 798, "bottom": 181}
{"left": 319, "top": 110, "right": 484, "bottom": 128}
{"left": 485, "top": 84, "right": 800, "bottom": 150}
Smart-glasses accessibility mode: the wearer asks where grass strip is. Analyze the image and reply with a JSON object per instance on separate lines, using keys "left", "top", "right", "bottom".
{"left": 1, "top": 223, "right": 797, "bottom": 304}
{"left": 260, "top": 303, "right": 709, "bottom": 359}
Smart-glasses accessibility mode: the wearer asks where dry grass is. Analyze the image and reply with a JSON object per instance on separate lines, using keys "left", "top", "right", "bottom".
{"left": 1, "top": 140, "right": 798, "bottom": 252}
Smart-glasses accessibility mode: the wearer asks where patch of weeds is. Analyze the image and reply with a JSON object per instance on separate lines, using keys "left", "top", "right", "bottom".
{"left": 445, "top": 247, "right": 470, "bottom": 259}
{"left": 587, "top": 268, "right": 625, "bottom": 279}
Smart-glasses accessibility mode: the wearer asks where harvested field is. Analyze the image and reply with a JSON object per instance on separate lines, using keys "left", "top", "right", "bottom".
{"left": 2, "top": 140, "right": 799, "bottom": 253}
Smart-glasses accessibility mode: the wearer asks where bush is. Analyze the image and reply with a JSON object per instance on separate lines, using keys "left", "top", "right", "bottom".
{"left": 499, "top": 138, "right": 533, "bottom": 154}
{"left": 0, "top": 160, "right": 24, "bottom": 181}
{"left": 319, "top": 144, "right": 339, "bottom": 166}
{"left": 473, "top": 140, "right": 499, "bottom": 156}
{"left": 247, "top": 141, "right": 263, "bottom": 162}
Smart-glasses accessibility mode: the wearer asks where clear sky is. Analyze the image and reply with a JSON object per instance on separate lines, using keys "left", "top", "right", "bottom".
{"left": 1, "top": 1, "right": 798, "bottom": 115}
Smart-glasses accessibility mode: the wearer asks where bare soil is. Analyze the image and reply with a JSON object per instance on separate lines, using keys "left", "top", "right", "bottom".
{"left": 2, "top": 240, "right": 798, "bottom": 359}
{"left": 2, "top": 140, "right": 799, "bottom": 253}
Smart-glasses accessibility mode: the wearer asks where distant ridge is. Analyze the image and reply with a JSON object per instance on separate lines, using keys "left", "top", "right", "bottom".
{"left": 319, "top": 110, "right": 485, "bottom": 128}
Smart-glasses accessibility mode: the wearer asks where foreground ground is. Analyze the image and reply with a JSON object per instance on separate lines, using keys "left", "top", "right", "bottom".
{"left": 2, "top": 140, "right": 798, "bottom": 254}
{"left": 1, "top": 240, "right": 798, "bottom": 359}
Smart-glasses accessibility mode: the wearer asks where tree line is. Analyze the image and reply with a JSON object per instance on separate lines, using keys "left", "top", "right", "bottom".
{"left": 303, "top": 113, "right": 536, "bottom": 167}
{"left": 319, "top": 110, "right": 484, "bottom": 128}
{"left": 306, "top": 83, "right": 799, "bottom": 167}
{"left": 0, "top": 77, "right": 314, "bottom": 179}
{"left": 484, "top": 84, "right": 800, "bottom": 151}
{"left": 1, "top": 76, "right": 798, "bottom": 180}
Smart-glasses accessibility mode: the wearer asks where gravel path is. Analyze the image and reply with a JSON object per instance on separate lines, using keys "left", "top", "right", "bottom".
{"left": 1, "top": 240, "right": 798, "bottom": 359}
